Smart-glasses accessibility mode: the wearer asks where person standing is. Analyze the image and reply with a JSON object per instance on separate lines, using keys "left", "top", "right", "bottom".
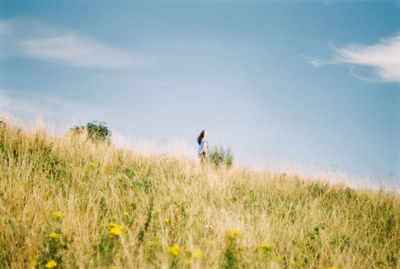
{"left": 197, "top": 130, "right": 208, "bottom": 162}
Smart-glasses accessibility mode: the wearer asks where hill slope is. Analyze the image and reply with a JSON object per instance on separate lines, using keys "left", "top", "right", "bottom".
{"left": 0, "top": 121, "right": 399, "bottom": 268}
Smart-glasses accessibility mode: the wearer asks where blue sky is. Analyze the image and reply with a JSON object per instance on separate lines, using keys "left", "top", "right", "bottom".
{"left": 0, "top": 1, "right": 399, "bottom": 180}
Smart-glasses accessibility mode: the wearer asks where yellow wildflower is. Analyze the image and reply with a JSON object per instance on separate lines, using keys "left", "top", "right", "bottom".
{"left": 108, "top": 223, "right": 125, "bottom": 231}
{"left": 153, "top": 209, "right": 160, "bottom": 213}
{"left": 328, "top": 267, "right": 340, "bottom": 269}
{"left": 49, "top": 232, "right": 60, "bottom": 239}
{"left": 45, "top": 260, "right": 57, "bottom": 268}
{"left": 89, "top": 162, "right": 95, "bottom": 167}
{"left": 289, "top": 259, "right": 296, "bottom": 265}
{"left": 258, "top": 244, "right": 273, "bottom": 251}
{"left": 227, "top": 229, "right": 241, "bottom": 238}
{"left": 167, "top": 244, "right": 180, "bottom": 256}
{"left": 111, "top": 266, "right": 117, "bottom": 269}
{"left": 108, "top": 227, "right": 122, "bottom": 236}
{"left": 193, "top": 249, "right": 203, "bottom": 258}
{"left": 209, "top": 240, "right": 214, "bottom": 245}
{"left": 69, "top": 164, "right": 74, "bottom": 168}
{"left": 185, "top": 259, "right": 192, "bottom": 264}
{"left": 108, "top": 223, "right": 125, "bottom": 235}
{"left": 123, "top": 211, "right": 129, "bottom": 216}
{"left": 164, "top": 218, "right": 170, "bottom": 224}
{"left": 107, "top": 176, "right": 111, "bottom": 180}
{"left": 53, "top": 212, "right": 64, "bottom": 218}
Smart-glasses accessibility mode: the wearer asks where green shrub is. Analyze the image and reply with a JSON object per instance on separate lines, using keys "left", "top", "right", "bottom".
{"left": 71, "top": 121, "right": 111, "bottom": 141}
{"left": 208, "top": 145, "right": 233, "bottom": 167}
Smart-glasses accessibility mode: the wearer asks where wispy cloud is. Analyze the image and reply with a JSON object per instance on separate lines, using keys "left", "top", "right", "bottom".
{"left": 0, "top": 18, "right": 150, "bottom": 69}
{"left": 0, "top": 89, "right": 111, "bottom": 133}
{"left": 305, "top": 33, "right": 400, "bottom": 83}
{"left": 303, "top": 56, "right": 339, "bottom": 67}
{"left": 18, "top": 33, "right": 141, "bottom": 69}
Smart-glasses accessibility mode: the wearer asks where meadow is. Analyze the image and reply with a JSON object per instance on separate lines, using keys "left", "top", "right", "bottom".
{"left": 0, "top": 120, "right": 399, "bottom": 268}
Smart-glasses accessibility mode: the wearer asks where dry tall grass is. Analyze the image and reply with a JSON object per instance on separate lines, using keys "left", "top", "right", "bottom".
{"left": 0, "top": 120, "right": 399, "bottom": 268}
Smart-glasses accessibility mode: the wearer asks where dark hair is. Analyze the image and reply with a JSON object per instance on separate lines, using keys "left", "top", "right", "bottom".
{"left": 197, "top": 130, "right": 205, "bottom": 145}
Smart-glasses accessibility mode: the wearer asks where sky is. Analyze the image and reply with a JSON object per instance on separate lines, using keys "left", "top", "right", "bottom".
{"left": 0, "top": 0, "right": 399, "bottom": 182}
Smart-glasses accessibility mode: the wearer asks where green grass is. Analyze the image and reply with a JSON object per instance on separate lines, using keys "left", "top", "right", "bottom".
{"left": 0, "top": 120, "right": 399, "bottom": 268}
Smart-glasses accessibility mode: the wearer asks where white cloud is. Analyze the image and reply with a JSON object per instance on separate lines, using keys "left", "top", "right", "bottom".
{"left": 0, "top": 18, "right": 150, "bottom": 69}
{"left": 306, "top": 33, "right": 400, "bottom": 83}
{"left": 19, "top": 33, "right": 140, "bottom": 69}
{"left": 0, "top": 89, "right": 111, "bottom": 134}
{"left": 335, "top": 34, "right": 400, "bottom": 82}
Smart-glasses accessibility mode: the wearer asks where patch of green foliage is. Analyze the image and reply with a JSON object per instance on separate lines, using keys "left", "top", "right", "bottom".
{"left": 71, "top": 121, "right": 111, "bottom": 141}
{"left": 208, "top": 145, "right": 233, "bottom": 167}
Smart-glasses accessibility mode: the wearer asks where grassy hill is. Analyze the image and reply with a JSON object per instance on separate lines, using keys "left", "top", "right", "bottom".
{"left": 0, "top": 121, "right": 399, "bottom": 268}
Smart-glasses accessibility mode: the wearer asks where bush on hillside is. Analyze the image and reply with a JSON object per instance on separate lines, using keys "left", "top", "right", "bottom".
{"left": 208, "top": 145, "right": 233, "bottom": 167}
{"left": 71, "top": 121, "right": 111, "bottom": 141}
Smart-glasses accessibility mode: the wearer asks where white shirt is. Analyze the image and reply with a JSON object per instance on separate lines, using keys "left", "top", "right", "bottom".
{"left": 198, "top": 138, "right": 208, "bottom": 155}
